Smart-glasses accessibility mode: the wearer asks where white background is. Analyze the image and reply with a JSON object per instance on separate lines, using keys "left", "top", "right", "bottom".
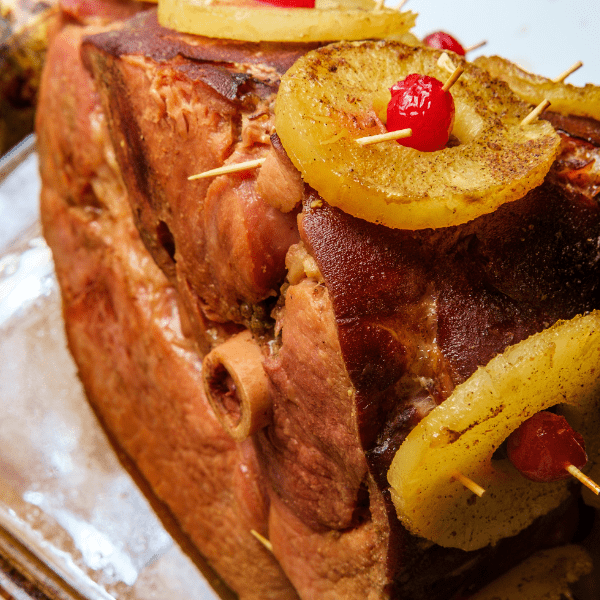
{"left": 402, "top": 0, "right": 599, "bottom": 87}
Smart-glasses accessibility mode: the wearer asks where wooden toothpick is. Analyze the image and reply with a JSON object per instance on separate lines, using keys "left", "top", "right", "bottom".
{"left": 463, "top": 40, "right": 487, "bottom": 53}
{"left": 188, "top": 157, "right": 266, "bottom": 180}
{"left": 566, "top": 464, "right": 600, "bottom": 495}
{"left": 552, "top": 60, "right": 583, "bottom": 83}
{"left": 356, "top": 128, "right": 412, "bottom": 146}
{"left": 454, "top": 471, "right": 486, "bottom": 497}
{"left": 520, "top": 99, "right": 551, "bottom": 126}
{"left": 250, "top": 529, "right": 274, "bottom": 552}
{"left": 442, "top": 65, "right": 464, "bottom": 92}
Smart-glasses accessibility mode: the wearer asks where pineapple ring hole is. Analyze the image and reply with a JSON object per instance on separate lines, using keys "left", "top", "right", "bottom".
{"left": 451, "top": 105, "right": 485, "bottom": 144}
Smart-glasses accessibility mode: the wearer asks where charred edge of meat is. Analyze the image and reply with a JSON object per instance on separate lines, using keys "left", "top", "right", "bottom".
{"left": 82, "top": 10, "right": 323, "bottom": 76}
{"left": 173, "top": 61, "right": 277, "bottom": 106}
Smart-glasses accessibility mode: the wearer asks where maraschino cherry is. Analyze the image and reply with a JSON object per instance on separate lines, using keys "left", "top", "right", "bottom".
{"left": 423, "top": 31, "right": 466, "bottom": 56}
{"left": 386, "top": 74, "right": 455, "bottom": 152}
{"left": 507, "top": 411, "right": 587, "bottom": 483}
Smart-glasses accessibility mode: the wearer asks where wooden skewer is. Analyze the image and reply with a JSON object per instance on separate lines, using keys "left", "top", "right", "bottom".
{"left": 454, "top": 471, "right": 486, "bottom": 497}
{"left": 552, "top": 60, "right": 583, "bottom": 83}
{"left": 188, "top": 157, "right": 266, "bottom": 180}
{"left": 520, "top": 99, "right": 551, "bottom": 126}
{"left": 566, "top": 464, "right": 600, "bottom": 495}
{"left": 463, "top": 40, "right": 487, "bottom": 54}
{"left": 442, "top": 65, "right": 464, "bottom": 92}
{"left": 356, "top": 128, "right": 412, "bottom": 146}
{"left": 250, "top": 529, "right": 274, "bottom": 552}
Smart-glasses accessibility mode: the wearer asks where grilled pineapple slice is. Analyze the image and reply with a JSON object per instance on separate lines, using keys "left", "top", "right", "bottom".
{"left": 275, "top": 41, "right": 560, "bottom": 230}
{"left": 387, "top": 311, "right": 600, "bottom": 551}
{"left": 475, "top": 55, "right": 600, "bottom": 121}
{"left": 158, "top": 0, "right": 416, "bottom": 43}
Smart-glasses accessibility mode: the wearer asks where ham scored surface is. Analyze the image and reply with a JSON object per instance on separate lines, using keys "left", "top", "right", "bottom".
{"left": 36, "top": 5, "right": 600, "bottom": 600}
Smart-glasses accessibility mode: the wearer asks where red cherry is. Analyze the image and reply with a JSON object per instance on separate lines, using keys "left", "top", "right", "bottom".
{"left": 423, "top": 31, "right": 466, "bottom": 56}
{"left": 257, "top": 0, "right": 315, "bottom": 6}
{"left": 386, "top": 74, "right": 455, "bottom": 152}
{"left": 506, "top": 411, "right": 587, "bottom": 483}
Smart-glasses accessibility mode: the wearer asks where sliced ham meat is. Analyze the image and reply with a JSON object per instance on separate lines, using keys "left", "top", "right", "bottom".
{"left": 37, "top": 5, "right": 600, "bottom": 600}
{"left": 58, "top": 0, "right": 152, "bottom": 23}
{"left": 79, "top": 11, "right": 316, "bottom": 351}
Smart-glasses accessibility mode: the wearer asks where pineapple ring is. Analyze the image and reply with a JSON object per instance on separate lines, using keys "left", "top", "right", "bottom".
{"left": 275, "top": 41, "right": 561, "bottom": 230}
{"left": 475, "top": 55, "right": 600, "bottom": 122}
{"left": 157, "top": 0, "right": 417, "bottom": 43}
{"left": 387, "top": 311, "right": 600, "bottom": 551}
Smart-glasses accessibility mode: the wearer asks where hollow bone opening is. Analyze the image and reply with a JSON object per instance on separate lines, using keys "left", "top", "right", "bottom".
{"left": 202, "top": 330, "right": 272, "bottom": 441}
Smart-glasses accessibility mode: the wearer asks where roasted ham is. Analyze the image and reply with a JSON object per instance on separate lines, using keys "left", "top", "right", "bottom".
{"left": 36, "top": 4, "right": 600, "bottom": 600}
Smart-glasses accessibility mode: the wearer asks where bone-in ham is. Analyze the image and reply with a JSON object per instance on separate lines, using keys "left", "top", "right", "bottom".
{"left": 36, "top": 5, "right": 600, "bottom": 600}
